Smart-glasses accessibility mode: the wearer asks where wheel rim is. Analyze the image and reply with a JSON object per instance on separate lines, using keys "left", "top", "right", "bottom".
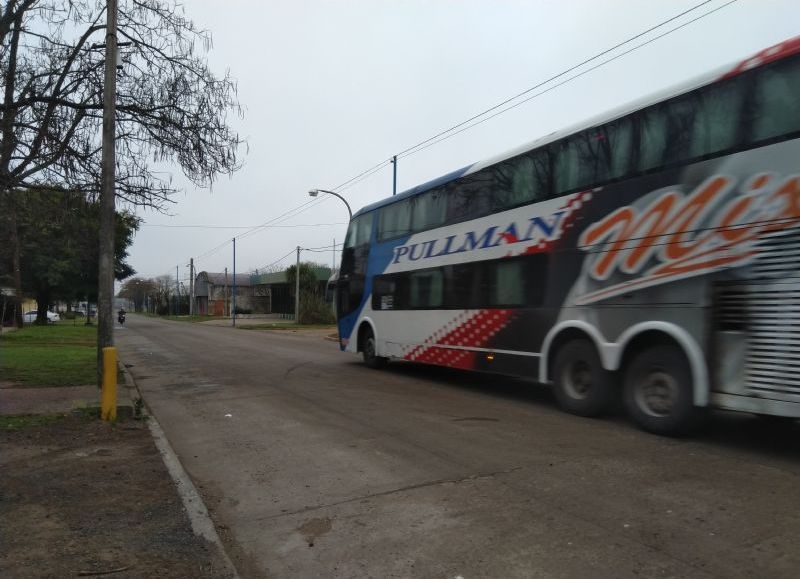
{"left": 365, "top": 337, "right": 376, "bottom": 360}
{"left": 562, "top": 360, "right": 592, "bottom": 400}
{"left": 634, "top": 369, "right": 678, "bottom": 417}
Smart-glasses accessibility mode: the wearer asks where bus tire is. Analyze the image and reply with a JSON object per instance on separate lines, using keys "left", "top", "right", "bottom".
{"left": 362, "top": 327, "right": 387, "bottom": 369}
{"left": 552, "top": 339, "right": 614, "bottom": 417}
{"left": 623, "top": 343, "right": 707, "bottom": 436}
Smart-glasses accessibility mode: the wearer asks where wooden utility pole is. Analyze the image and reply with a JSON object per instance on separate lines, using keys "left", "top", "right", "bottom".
{"left": 97, "top": 0, "right": 118, "bottom": 386}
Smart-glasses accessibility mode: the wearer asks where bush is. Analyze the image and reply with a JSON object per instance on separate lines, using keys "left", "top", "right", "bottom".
{"left": 234, "top": 306, "right": 252, "bottom": 315}
{"left": 299, "top": 291, "right": 335, "bottom": 325}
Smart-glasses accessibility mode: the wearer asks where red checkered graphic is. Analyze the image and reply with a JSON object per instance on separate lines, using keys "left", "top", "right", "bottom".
{"left": 523, "top": 189, "right": 595, "bottom": 256}
{"left": 404, "top": 309, "right": 515, "bottom": 370}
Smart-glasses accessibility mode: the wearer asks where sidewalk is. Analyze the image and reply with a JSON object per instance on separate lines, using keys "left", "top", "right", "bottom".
{"left": 0, "top": 371, "right": 235, "bottom": 578}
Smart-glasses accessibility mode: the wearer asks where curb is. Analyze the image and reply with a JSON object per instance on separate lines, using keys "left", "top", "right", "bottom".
{"left": 118, "top": 364, "right": 240, "bottom": 578}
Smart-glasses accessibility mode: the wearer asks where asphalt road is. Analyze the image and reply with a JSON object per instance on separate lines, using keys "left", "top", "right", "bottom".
{"left": 116, "top": 315, "right": 800, "bottom": 579}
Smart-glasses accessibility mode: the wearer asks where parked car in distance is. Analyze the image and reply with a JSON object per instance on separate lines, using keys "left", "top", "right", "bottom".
{"left": 22, "top": 311, "right": 60, "bottom": 324}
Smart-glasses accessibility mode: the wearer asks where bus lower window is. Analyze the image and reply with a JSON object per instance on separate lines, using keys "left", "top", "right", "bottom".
{"left": 409, "top": 270, "right": 443, "bottom": 308}
{"left": 491, "top": 260, "right": 524, "bottom": 306}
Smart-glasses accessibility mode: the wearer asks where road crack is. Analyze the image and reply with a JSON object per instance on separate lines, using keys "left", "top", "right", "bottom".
{"left": 260, "top": 466, "right": 523, "bottom": 521}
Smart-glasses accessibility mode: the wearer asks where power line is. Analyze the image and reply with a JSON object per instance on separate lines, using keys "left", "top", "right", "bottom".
{"left": 252, "top": 248, "right": 296, "bottom": 273}
{"left": 328, "top": 0, "right": 732, "bottom": 195}
{"left": 394, "top": 0, "right": 715, "bottom": 161}
{"left": 398, "top": 0, "right": 739, "bottom": 161}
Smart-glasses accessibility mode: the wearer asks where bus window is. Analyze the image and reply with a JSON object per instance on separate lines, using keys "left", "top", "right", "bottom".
{"left": 379, "top": 199, "right": 412, "bottom": 241}
{"left": 409, "top": 270, "right": 443, "bottom": 308}
{"left": 411, "top": 187, "right": 447, "bottom": 232}
{"left": 606, "top": 117, "right": 634, "bottom": 180}
{"left": 751, "top": 56, "right": 800, "bottom": 142}
{"left": 554, "top": 129, "right": 614, "bottom": 194}
{"left": 690, "top": 75, "right": 745, "bottom": 158}
{"left": 345, "top": 212, "right": 374, "bottom": 248}
{"left": 638, "top": 104, "right": 668, "bottom": 172}
{"left": 446, "top": 170, "right": 493, "bottom": 223}
{"left": 493, "top": 148, "right": 551, "bottom": 212}
{"left": 491, "top": 260, "right": 524, "bottom": 306}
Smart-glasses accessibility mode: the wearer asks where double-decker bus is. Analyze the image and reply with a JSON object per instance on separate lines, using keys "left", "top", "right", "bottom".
{"left": 336, "top": 36, "right": 800, "bottom": 435}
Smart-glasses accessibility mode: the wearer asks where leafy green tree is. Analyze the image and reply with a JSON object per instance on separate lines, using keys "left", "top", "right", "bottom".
{"left": 0, "top": 188, "right": 138, "bottom": 323}
{"left": 286, "top": 262, "right": 335, "bottom": 325}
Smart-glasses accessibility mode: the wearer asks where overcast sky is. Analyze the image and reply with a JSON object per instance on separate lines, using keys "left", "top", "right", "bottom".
{"left": 127, "top": 0, "right": 799, "bottom": 285}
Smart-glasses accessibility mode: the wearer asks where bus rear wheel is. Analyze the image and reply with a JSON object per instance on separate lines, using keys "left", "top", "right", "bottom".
{"left": 552, "top": 339, "right": 614, "bottom": 417}
{"left": 362, "top": 327, "right": 387, "bottom": 369}
{"left": 623, "top": 343, "right": 707, "bottom": 436}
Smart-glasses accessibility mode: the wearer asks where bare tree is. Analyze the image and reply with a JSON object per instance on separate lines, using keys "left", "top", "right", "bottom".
{"left": 2, "top": 0, "right": 242, "bottom": 204}
{"left": 1, "top": 0, "right": 242, "bottom": 369}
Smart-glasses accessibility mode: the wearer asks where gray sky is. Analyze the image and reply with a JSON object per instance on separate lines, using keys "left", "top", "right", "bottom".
{"left": 128, "top": 0, "right": 800, "bottom": 285}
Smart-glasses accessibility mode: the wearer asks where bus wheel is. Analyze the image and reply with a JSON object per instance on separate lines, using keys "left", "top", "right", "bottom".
{"left": 623, "top": 344, "right": 706, "bottom": 436}
{"left": 552, "top": 339, "right": 613, "bottom": 417}
{"left": 362, "top": 327, "right": 387, "bottom": 369}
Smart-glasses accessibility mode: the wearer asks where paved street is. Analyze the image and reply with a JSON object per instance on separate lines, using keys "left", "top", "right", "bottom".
{"left": 117, "top": 315, "right": 800, "bottom": 579}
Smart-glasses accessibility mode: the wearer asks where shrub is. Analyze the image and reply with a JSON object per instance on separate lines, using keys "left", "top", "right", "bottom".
{"left": 299, "top": 291, "right": 335, "bottom": 325}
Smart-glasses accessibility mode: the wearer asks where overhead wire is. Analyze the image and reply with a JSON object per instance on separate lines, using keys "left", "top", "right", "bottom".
{"left": 393, "top": 0, "right": 715, "bottom": 160}
{"left": 167, "top": 0, "right": 738, "bottom": 274}
{"left": 398, "top": 0, "right": 739, "bottom": 161}
{"left": 327, "top": 0, "right": 734, "bottom": 195}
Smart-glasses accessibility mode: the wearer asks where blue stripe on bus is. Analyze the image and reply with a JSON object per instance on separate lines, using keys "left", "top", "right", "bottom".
{"left": 338, "top": 232, "right": 412, "bottom": 348}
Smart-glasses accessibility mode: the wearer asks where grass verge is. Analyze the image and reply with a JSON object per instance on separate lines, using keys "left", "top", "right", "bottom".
{"left": 0, "top": 324, "right": 96, "bottom": 387}
{"left": 159, "top": 315, "right": 217, "bottom": 323}
{"left": 239, "top": 323, "right": 336, "bottom": 331}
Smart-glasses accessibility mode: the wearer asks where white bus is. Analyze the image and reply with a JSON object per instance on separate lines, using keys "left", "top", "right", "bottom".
{"left": 336, "top": 36, "right": 800, "bottom": 435}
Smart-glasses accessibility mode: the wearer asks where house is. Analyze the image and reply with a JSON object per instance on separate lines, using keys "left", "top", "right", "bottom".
{"left": 193, "top": 271, "right": 255, "bottom": 316}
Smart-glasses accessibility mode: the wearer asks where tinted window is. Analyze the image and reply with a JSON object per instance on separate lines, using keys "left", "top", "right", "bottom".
{"left": 378, "top": 199, "right": 412, "bottom": 241}
{"left": 493, "top": 148, "right": 551, "bottom": 211}
{"left": 491, "top": 260, "right": 524, "bottom": 306}
{"left": 751, "top": 56, "right": 800, "bottom": 142}
{"left": 689, "top": 76, "right": 746, "bottom": 158}
{"left": 410, "top": 188, "right": 446, "bottom": 232}
{"left": 344, "top": 212, "right": 374, "bottom": 248}
{"left": 446, "top": 170, "right": 493, "bottom": 223}
{"left": 409, "top": 270, "right": 443, "bottom": 308}
{"left": 372, "top": 254, "right": 547, "bottom": 311}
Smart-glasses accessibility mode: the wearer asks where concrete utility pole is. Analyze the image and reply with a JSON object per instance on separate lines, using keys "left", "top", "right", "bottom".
{"left": 232, "top": 237, "right": 236, "bottom": 327}
{"left": 175, "top": 265, "right": 180, "bottom": 315}
{"left": 97, "top": 0, "right": 118, "bottom": 386}
{"left": 295, "top": 246, "right": 300, "bottom": 323}
{"left": 224, "top": 267, "right": 228, "bottom": 317}
{"left": 189, "top": 258, "right": 194, "bottom": 315}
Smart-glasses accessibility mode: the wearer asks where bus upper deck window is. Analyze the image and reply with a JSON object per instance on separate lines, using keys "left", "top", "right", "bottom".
{"left": 345, "top": 213, "right": 374, "bottom": 248}
{"left": 751, "top": 56, "right": 800, "bottom": 142}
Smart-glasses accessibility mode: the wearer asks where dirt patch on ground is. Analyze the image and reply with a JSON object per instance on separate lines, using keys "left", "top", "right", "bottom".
{"left": 0, "top": 414, "right": 233, "bottom": 578}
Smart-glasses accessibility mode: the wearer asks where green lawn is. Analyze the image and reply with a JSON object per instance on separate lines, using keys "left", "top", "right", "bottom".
{"left": 159, "top": 314, "right": 217, "bottom": 323}
{"left": 0, "top": 324, "right": 97, "bottom": 387}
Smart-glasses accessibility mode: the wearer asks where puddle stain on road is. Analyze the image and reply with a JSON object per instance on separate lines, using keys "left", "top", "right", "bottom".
{"left": 297, "top": 516, "right": 333, "bottom": 547}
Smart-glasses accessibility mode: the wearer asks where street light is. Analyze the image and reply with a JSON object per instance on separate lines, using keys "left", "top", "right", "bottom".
{"left": 308, "top": 189, "right": 352, "bottom": 220}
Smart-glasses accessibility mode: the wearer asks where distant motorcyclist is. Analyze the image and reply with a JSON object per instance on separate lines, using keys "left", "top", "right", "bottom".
{"left": 118, "top": 308, "right": 126, "bottom": 325}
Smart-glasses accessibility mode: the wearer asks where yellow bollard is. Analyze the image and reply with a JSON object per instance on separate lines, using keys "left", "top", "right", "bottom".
{"left": 101, "top": 347, "right": 117, "bottom": 421}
